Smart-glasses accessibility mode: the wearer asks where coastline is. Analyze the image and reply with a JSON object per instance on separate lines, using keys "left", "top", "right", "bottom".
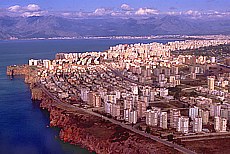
{"left": 7, "top": 65, "right": 180, "bottom": 154}
{"left": 2, "top": 34, "right": 230, "bottom": 42}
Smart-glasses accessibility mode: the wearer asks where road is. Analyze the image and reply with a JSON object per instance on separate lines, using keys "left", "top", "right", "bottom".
{"left": 180, "top": 136, "right": 230, "bottom": 142}
{"left": 40, "top": 85, "right": 196, "bottom": 154}
{"left": 181, "top": 86, "right": 199, "bottom": 92}
{"left": 176, "top": 132, "right": 230, "bottom": 140}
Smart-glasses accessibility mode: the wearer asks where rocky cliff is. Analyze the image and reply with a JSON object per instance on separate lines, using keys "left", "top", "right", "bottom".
{"left": 6, "top": 65, "right": 29, "bottom": 76}
{"left": 7, "top": 65, "right": 42, "bottom": 101}
{"left": 6, "top": 65, "right": 39, "bottom": 84}
{"left": 40, "top": 95, "right": 179, "bottom": 154}
{"left": 31, "top": 87, "right": 43, "bottom": 101}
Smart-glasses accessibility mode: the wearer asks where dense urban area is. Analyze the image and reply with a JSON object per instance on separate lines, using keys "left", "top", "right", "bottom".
{"left": 8, "top": 37, "right": 230, "bottom": 153}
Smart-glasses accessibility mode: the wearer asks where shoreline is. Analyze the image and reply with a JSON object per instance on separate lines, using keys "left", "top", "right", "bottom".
{"left": 7, "top": 65, "right": 180, "bottom": 154}
{"left": 1, "top": 34, "right": 230, "bottom": 42}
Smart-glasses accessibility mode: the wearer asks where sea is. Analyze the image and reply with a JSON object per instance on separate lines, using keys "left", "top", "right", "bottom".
{"left": 0, "top": 39, "right": 177, "bottom": 154}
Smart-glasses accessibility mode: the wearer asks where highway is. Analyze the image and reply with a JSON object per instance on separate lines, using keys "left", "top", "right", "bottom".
{"left": 40, "top": 85, "right": 196, "bottom": 154}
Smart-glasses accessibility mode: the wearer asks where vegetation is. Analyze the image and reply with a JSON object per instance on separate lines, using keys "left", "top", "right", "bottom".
{"left": 145, "top": 126, "right": 151, "bottom": 134}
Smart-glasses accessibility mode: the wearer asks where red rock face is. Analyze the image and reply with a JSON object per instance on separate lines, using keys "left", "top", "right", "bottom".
{"left": 6, "top": 65, "right": 28, "bottom": 76}
{"left": 40, "top": 95, "right": 178, "bottom": 154}
{"left": 6, "top": 65, "right": 39, "bottom": 84}
{"left": 31, "top": 88, "right": 43, "bottom": 100}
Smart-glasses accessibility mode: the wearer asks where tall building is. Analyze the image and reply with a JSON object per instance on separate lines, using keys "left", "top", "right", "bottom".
{"left": 80, "top": 88, "right": 89, "bottom": 102}
{"left": 220, "top": 108, "right": 228, "bottom": 119}
{"left": 124, "top": 99, "right": 132, "bottom": 110}
{"left": 158, "top": 74, "right": 165, "bottom": 82}
{"left": 88, "top": 92, "right": 95, "bottom": 107}
{"left": 129, "top": 110, "right": 138, "bottom": 124}
{"left": 170, "top": 109, "right": 181, "bottom": 128}
{"left": 115, "top": 90, "right": 121, "bottom": 99}
{"left": 106, "top": 94, "right": 117, "bottom": 104}
{"left": 169, "top": 76, "right": 176, "bottom": 87}
{"left": 220, "top": 118, "right": 227, "bottom": 132}
{"left": 146, "top": 109, "right": 159, "bottom": 126}
{"left": 189, "top": 106, "right": 199, "bottom": 120}
{"left": 142, "top": 86, "right": 151, "bottom": 96}
{"left": 160, "top": 112, "right": 168, "bottom": 129}
{"left": 132, "top": 85, "right": 139, "bottom": 95}
{"left": 111, "top": 103, "right": 121, "bottom": 118}
{"left": 177, "top": 116, "right": 189, "bottom": 134}
{"left": 124, "top": 109, "right": 130, "bottom": 122}
{"left": 207, "top": 76, "right": 215, "bottom": 91}
{"left": 150, "top": 89, "right": 155, "bottom": 102}
{"left": 201, "top": 110, "right": 209, "bottom": 125}
{"left": 193, "top": 117, "right": 202, "bottom": 132}
{"left": 210, "top": 57, "right": 216, "bottom": 63}
{"left": 43, "top": 59, "right": 51, "bottom": 69}
{"left": 214, "top": 105, "right": 221, "bottom": 117}
{"left": 104, "top": 101, "right": 112, "bottom": 114}
{"left": 88, "top": 92, "right": 101, "bottom": 107}
{"left": 137, "top": 101, "right": 146, "bottom": 118}
{"left": 29, "top": 59, "right": 39, "bottom": 66}
{"left": 210, "top": 104, "right": 221, "bottom": 117}
{"left": 94, "top": 94, "right": 102, "bottom": 107}
{"left": 146, "top": 108, "right": 161, "bottom": 126}
{"left": 171, "top": 66, "right": 179, "bottom": 75}
{"left": 214, "top": 117, "right": 227, "bottom": 132}
{"left": 142, "top": 95, "right": 150, "bottom": 107}
{"left": 214, "top": 116, "right": 220, "bottom": 132}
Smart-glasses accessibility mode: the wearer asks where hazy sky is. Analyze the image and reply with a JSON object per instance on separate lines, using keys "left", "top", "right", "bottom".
{"left": 1, "top": 0, "right": 229, "bottom": 12}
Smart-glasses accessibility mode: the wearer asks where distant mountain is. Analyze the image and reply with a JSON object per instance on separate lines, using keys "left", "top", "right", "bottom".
{"left": 0, "top": 15, "right": 229, "bottom": 39}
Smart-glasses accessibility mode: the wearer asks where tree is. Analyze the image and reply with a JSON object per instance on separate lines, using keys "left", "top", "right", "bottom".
{"left": 167, "top": 134, "right": 174, "bottom": 141}
{"left": 145, "top": 126, "right": 151, "bottom": 134}
{"left": 138, "top": 125, "right": 142, "bottom": 131}
{"left": 190, "top": 91, "right": 198, "bottom": 97}
{"left": 174, "top": 92, "right": 181, "bottom": 100}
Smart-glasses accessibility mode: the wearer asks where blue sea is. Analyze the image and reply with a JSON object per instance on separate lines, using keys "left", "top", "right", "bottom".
{"left": 0, "top": 39, "right": 176, "bottom": 154}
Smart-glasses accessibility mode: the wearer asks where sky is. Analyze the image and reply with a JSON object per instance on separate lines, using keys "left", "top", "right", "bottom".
{"left": 0, "top": 0, "right": 229, "bottom": 18}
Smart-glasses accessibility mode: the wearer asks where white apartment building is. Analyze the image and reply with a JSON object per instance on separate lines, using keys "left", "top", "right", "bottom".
{"left": 160, "top": 112, "right": 168, "bottom": 129}
{"left": 214, "top": 116, "right": 227, "bottom": 132}
{"left": 146, "top": 109, "right": 159, "bottom": 126}
{"left": 129, "top": 110, "right": 138, "bottom": 124}
{"left": 207, "top": 76, "right": 215, "bottom": 91}
{"left": 193, "top": 117, "right": 202, "bottom": 133}
{"left": 170, "top": 109, "right": 181, "bottom": 128}
{"left": 189, "top": 106, "right": 199, "bottom": 120}
{"left": 177, "top": 116, "right": 189, "bottom": 134}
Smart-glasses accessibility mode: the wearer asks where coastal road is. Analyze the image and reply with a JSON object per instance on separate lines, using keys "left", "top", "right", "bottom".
{"left": 40, "top": 85, "right": 196, "bottom": 154}
{"left": 180, "top": 136, "right": 230, "bottom": 142}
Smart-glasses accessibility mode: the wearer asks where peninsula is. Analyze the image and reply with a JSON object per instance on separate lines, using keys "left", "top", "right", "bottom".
{"left": 7, "top": 38, "right": 230, "bottom": 154}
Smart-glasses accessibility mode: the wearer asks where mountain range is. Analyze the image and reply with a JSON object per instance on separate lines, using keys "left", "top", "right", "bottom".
{"left": 0, "top": 15, "right": 230, "bottom": 40}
